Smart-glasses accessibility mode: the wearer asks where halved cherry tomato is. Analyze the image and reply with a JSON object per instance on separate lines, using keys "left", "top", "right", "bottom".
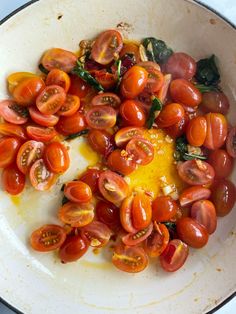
{"left": 144, "top": 223, "right": 169, "bottom": 257}
{"left": 43, "top": 142, "right": 69, "bottom": 173}
{"left": 160, "top": 239, "right": 189, "bottom": 272}
{"left": 29, "top": 159, "right": 56, "bottom": 191}
{"left": 152, "top": 196, "right": 178, "bottom": 222}
{"left": 36, "top": 85, "right": 66, "bottom": 115}
{"left": 186, "top": 116, "right": 207, "bottom": 147}
{"left": 79, "top": 168, "right": 103, "bottom": 193}
{"left": 112, "top": 244, "right": 148, "bottom": 273}
{"left": 156, "top": 103, "right": 185, "bottom": 128}
{"left": 114, "top": 127, "right": 145, "bottom": 147}
{"left": 177, "top": 160, "right": 215, "bottom": 186}
{"left": 91, "top": 30, "right": 123, "bottom": 65}
{"left": 208, "top": 149, "right": 233, "bottom": 178}
{"left": 16, "top": 140, "right": 45, "bottom": 174}
{"left": 0, "top": 137, "right": 21, "bottom": 168}
{"left": 226, "top": 127, "right": 236, "bottom": 158}
{"left": 57, "top": 94, "right": 80, "bottom": 116}
{"left": 170, "top": 79, "right": 202, "bottom": 107}
{"left": 165, "top": 52, "right": 196, "bottom": 80}
{"left": 91, "top": 93, "right": 121, "bottom": 109}
{"left": 64, "top": 181, "right": 92, "bottom": 203}
{"left": 96, "top": 200, "right": 120, "bottom": 228}
{"left": 56, "top": 112, "right": 86, "bottom": 135}
{"left": 58, "top": 201, "right": 94, "bottom": 227}
{"left": 107, "top": 149, "right": 137, "bottom": 175}
{"left": 41, "top": 48, "right": 77, "bottom": 73}
{"left": 191, "top": 200, "right": 217, "bottom": 234}
{"left": 0, "top": 123, "right": 27, "bottom": 140}
{"left": 98, "top": 170, "right": 129, "bottom": 204}
{"left": 165, "top": 113, "right": 189, "bottom": 139}
{"left": 157, "top": 74, "right": 172, "bottom": 103}
{"left": 30, "top": 224, "right": 66, "bottom": 252}
{"left": 59, "top": 235, "right": 88, "bottom": 263}
{"left": 81, "top": 221, "right": 112, "bottom": 248}
{"left": 29, "top": 107, "right": 59, "bottom": 127}
{"left": 7, "top": 72, "right": 38, "bottom": 94}
{"left": 137, "top": 61, "right": 161, "bottom": 72}
{"left": 120, "top": 43, "right": 140, "bottom": 63}
{"left": 68, "top": 75, "right": 92, "bottom": 99}
{"left": 120, "top": 66, "right": 148, "bottom": 99}
{"left": 179, "top": 186, "right": 211, "bottom": 207}
{"left": 0, "top": 100, "right": 28, "bottom": 125}
{"left": 85, "top": 105, "right": 116, "bottom": 129}
{"left": 126, "top": 137, "right": 154, "bottom": 165}
{"left": 201, "top": 91, "right": 230, "bottom": 115}
{"left": 122, "top": 223, "right": 153, "bottom": 246}
{"left": 46, "top": 69, "right": 71, "bottom": 92}
{"left": 143, "top": 68, "right": 164, "bottom": 94}
{"left": 2, "top": 164, "right": 25, "bottom": 195}
{"left": 87, "top": 129, "right": 114, "bottom": 156}
{"left": 94, "top": 70, "right": 117, "bottom": 90}
{"left": 26, "top": 125, "right": 57, "bottom": 142}
{"left": 203, "top": 113, "right": 228, "bottom": 150}
{"left": 120, "top": 100, "right": 146, "bottom": 127}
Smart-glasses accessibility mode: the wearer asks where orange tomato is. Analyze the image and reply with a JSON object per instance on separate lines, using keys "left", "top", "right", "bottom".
{"left": 43, "top": 142, "right": 70, "bottom": 173}
{"left": 186, "top": 116, "right": 207, "bottom": 147}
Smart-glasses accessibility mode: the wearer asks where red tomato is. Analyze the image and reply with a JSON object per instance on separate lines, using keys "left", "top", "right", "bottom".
{"left": 87, "top": 129, "right": 114, "bottom": 157}
{"left": 0, "top": 137, "right": 21, "bottom": 168}
{"left": 26, "top": 125, "right": 57, "bottom": 142}
{"left": 114, "top": 127, "right": 145, "bottom": 147}
{"left": 0, "top": 100, "right": 28, "bottom": 124}
{"left": 211, "top": 179, "right": 236, "bottom": 217}
{"left": 120, "top": 43, "right": 140, "bottom": 63}
{"left": 165, "top": 113, "right": 189, "bottom": 139}
{"left": 126, "top": 137, "right": 154, "bottom": 165}
{"left": 94, "top": 70, "right": 117, "bottom": 90}
{"left": 85, "top": 106, "right": 116, "bottom": 129}
{"left": 204, "top": 113, "right": 228, "bottom": 150}
{"left": 226, "top": 127, "right": 236, "bottom": 158}
{"left": 165, "top": 52, "right": 196, "bottom": 80}
{"left": 30, "top": 224, "right": 66, "bottom": 252}
{"left": 143, "top": 68, "right": 164, "bottom": 94}
{"left": 29, "top": 107, "right": 59, "bottom": 127}
{"left": 201, "top": 91, "right": 230, "bottom": 115}
{"left": 208, "top": 149, "right": 233, "bottom": 178}
{"left": 79, "top": 168, "right": 102, "bottom": 193}
{"left": 157, "top": 74, "right": 172, "bottom": 103}
{"left": 46, "top": 69, "right": 71, "bottom": 92}
{"left": 59, "top": 235, "right": 88, "bottom": 263}
{"left": 186, "top": 116, "right": 207, "bottom": 147}
{"left": 119, "top": 100, "right": 146, "bottom": 127}
{"left": 81, "top": 221, "right": 112, "bottom": 248}
{"left": 41, "top": 48, "right": 77, "bottom": 73}
{"left": 0, "top": 123, "right": 27, "bottom": 140}
{"left": 152, "top": 196, "right": 178, "bottom": 222}
{"left": 122, "top": 223, "right": 153, "bottom": 246}
{"left": 177, "top": 160, "right": 215, "bottom": 186}
{"left": 43, "top": 142, "right": 70, "bottom": 173}
{"left": 57, "top": 94, "right": 80, "bottom": 117}
{"left": 137, "top": 61, "right": 160, "bottom": 71}
{"left": 7, "top": 72, "right": 38, "bottom": 94}
{"left": 177, "top": 217, "right": 209, "bottom": 248}
{"left": 29, "top": 159, "right": 56, "bottom": 191}
{"left": 98, "top": 170, "right": 129, "bottom": 204}
{"left": 179, "top": 186, "right": 211, "bottom": 207}
{"left": 156, "top": 103, "right": 185, "bottom": 128}
{"left": 56, "top": 112, "right": 86, "bottom": 135}
{"left": 64, "top": 181, "right": 92, "bottom": 203}
{"left": 58, "top": 201, "right": 95, "bottom": 227}
{"left": 144, "top": 223, "right": 169, "bottom": 257}
{"left": 16, "top": 140, "right": 45, "bottom": 174}
{"left": 112, "top": 244, "right": 148, "bottom": 273}
{"left": 68, "top": 75, "right": 92, "bottom": 99}
{"left": 2, "top": 164, "right": 25, "bottom": 195}
{"left": 107, "top": 149, "right": 137, "bottom": 175}
{"left": 191, "top": 200, "right": 217, "bottom": 234}
{"left": 160, "top": 239, "right": 189, "bottom": 272}
{"left": 120, "top": 195, "right": 136, "bottom": 233}
{"left": 36, "top": 85, "right": 66, "bottom": 115}
{"left": 91, "top": 30, "right": 123, "bottom": 65}
{"left": 120, "top": 66, "right": 148, "bottom": 99}
{"left": 170, "top": 79, "right": 202, "bottom": 107}
{"left": 96, "top": 200, "right": 120, "bottom": 228}
{"left": 91, "top": 93, "right": 121, "bottom": 109}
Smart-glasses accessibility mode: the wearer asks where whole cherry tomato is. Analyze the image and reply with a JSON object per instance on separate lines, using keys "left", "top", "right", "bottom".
{"left": 7, "top": 72, "right": 38, "bottom": 94}
{"left": 87, "top": 129, "right": 114, "bottom": 157}
{"left": 43, "top": 142, "right": 69, "bottom": 173}
{"left": 64, "top": 181, "right": 92, "bottom": 203}
{"left": 191, "top": 200, "right": 217, "bottom": 234}
{"left": 46, "top": 69, "right": 71, "bottom": 92}
{"left": 201, "top": 91, "right": 230, "bottom": 115}
{"left": 107, "top": 149, "right": 137, "bottom": 175}
{"left": 152, "top": 196, "right": 178, "bottom": 222}
{"left": 96, "top": 200, "right": 120, "bottom": 228}
{"left": 119, "top": 100, "right": 146, "bottom": 127}
{"left": 56, "top": 112, "right": 86, "bottom": 136}
{"left": 79, "top": 168, "right": 102, "bottom": 193}
{"left": 203, "top": 113, "right": 227, "bottom": 150}
{"left": 208, "top": 149, "right": 233, "bottom": 178}
{"left": 226, "top": 127, "right": 236, "bottom": 158}
{"left": 2, "top": 164, "right": 25, "bottom": 195}
{"left": 41, "top": 48, "right": 77, "bottom": 73}
{"left": 156, "top": 103, "right": 185, "bottom": 128}
{"left": 0, "top": 137, "right": 21, "bottom": 168}
{"left": 59, "top": 235, "right": 88, "bottom": 263}
{"left": 114, "top": 127, "right": 145, "bottom": 147}
{"left": 68, "top": 74, "right": 92, "bottom": 99}
{"left": 165, "top": 52, "right": 196, "bottom": 80}
{"left": 170, "top": 79, "right": 202, "bottom": 107}
{"left": 165, "top": 113, "right": 189, "bottom": 139}
{"left": 186, "top": 116, "right": 207, "bottom": 147}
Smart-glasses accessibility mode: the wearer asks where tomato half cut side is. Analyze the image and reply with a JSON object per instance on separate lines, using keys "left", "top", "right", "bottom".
{"left": 64, "top": 181, "right": 92, "bottom": 203}
{"left": 56, "top": 112, "right": 86, "bottom": 136}
{"left": 81, "top": 221, "right": 112, "bottom": 248}
{"left": 0, "top": 137, "right": 21, "bottom": 168}
{"left": 0, "top": 100, "right": 29, "bottom": 125}
{"left": 94, "top": 70, "right": 117, "bottom": 90}
{"left": 57, "top": 94, "right": 80, "bottom": 116}
{"left": 126, "top": 137, "right": 154, "bottom": 165}
{"left": 179, "top": 186, "right": 211, "bottom": 207}
{"left": 2, "top": 164, "right": 25, "bottom": 195}
{"left": 36, "top": 85, "right": 66, "bottom": 115}
{"left": 46, "top": 69, "right": 71, "bottom": 92}
{"left": 91, "top": 92, "right": 121, "bottom": 109}
{"left": 226, "top": 127, "right": 236, "bottom": 158}
{"left": 29, "top": 107, "right": 59, "bottom": 127}
{"left": 29, "top": 159, "right": 56, "bottom": 191}
{"left": 26, "top": 125, "right": 57, "bottom": 142}
{"left": 59, "top": 235, "right": 88, "bottom": 263}
{"left": 122, "top": 223, "right": 153, "bottom": 246}
{"left": 114, "top": 127, "right": 145, "bottom": 147}
{"left": 41, "top": 48, "right": 77, "bottom": 73}
{"left": 191, "top": 200, "right": 217, "bottom": 234}
{"left": 144, "top": 223, "right": 169, "bottom": 257}
{"left": 86, "top": 105, "right": 117, "bottom": 129}
{"left": 43, "top": 142, "right": 70, "bottom": 174}
{"left": 120, "top": 195, "right": 137, "bottom": 234}
{"left": 143, "top": 68, "right": 164, "bottom": 94}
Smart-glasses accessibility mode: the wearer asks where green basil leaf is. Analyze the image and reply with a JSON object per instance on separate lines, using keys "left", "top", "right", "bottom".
{"left": 146, "top": 97, "right": 163, "bottom": 129}
{"left": 38, "top": 63, "right": 49, "bottom": 74}
{"left": 65, "top": 129, "right": 89, "bottom": 141}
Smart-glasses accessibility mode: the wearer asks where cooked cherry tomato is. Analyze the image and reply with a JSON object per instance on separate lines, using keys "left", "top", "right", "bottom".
{"left": 186, "top": 116, "right": 207, "bottom": 147}
{"left": 165, "top": 113, "right": 189, "bottom": 139}
{"left": 211, "top": 179, "right": 236, "bottom": 217}
{"left": 0, "top": 100, "right": 28, "bottom": 125}
{"left": 7, "top": 72, "right": 38, "bottom": 94}
{"left": 144, "top": 223, "right": 169, "bottom": 257}
{"left": 226, "top": 127, "right": 236, "bottom": 158}
{"left": 120, "top": 66, "right": 148, "bottom": 99}
{"left": 64, "top": 181, "right": 92, "bottom": 203}
{"left": 122, "top": 223, "right": 153, "bottom": 246}
{"left": 43, "top": 142, "right": 69, "bottom": 173}
{"left": 26, "top": 125, "right": 57, "bottom": 142}
{"left": 114, "top": 127, "right": 145, "bottom": 147}
{"left": 79, "top": 168, "right": 102, "bottom": 193}
{"left": 179, "top": 186, "right": 211, "bottom": 207}
{"left": 201, "top": 91, "right": 229, "bottom": 115}
{"left": 0, "top": 123, "right": 27, "bottom": 140}
{"left": 81, "top": 221, "right": 112, "bottom": 248}
{"left": 41, "top": 48, "right": 77, "bottom": 73}
{"left": 98, "top": 170, "right": 129, "bottom": 204}
{"left": 112, "top": 244, "right": 148, "bottom": 273}
{"left": 29, "top": 106, "right": 59, "bottom": 127}
{"left": 107, "top": 149, "right": 137, "bottom": 175}
{"left": 156, "top": 103, "right": 185, "bottom": 128}
{"left": 36, "top": 85, "right": 66, "bottom": 115}
{"left": 58, "top": 201, "right": 94, "bottom": 227}
{"left": 170, "top": 79, "right": 202, "bottom": 107}
{"left": 177, "top": 160, "right": 215, "bottom": 186}
{"left": 46, "top": 69, "right": 71, "bottom": 92}
{"left": 2, "top": 164, "right": 25, "bottom": 195}
{"left": 119, "top": 100, "right": 146, "bottom": 127}
{"left": 94, "top": 70, "right": 117, "bottom": 90}
{"left": 96, "top": 200, "right": 120, "bottom": 228}
{"left": 68, "top": 74, "right": 92, "bottom": 99}
{"left": 56, "top": 112, "right": 86, "bottom": 135}
{"left": 137, "top": 61, "right": 161, "bottom": 71}
{"left": 57, "top": 94, "right": 80, "bottom": 116}
{"left": 160, "top": 239, "right": 189, "bottom": 272}
{"left": 59, "top": 235, "right": 88, "bottom": 263}
{"left": 86, "top": 105, "right": 116, "bottom": 129}
{"left": 120, "top": 43, "right": 140, "bottom": 63}
{"left": 0, "top": 137, "right": 21, "bottom": 168}
{"left": 208, "top": 149, "right": 233, "bottom": 178}
{"left": 126, "top": 137, "right": 154, "bottom": 165}
{"left": 157, "top": 73, "right": 172, "bottom": 103}
{"left": 152, "top": 196, "right": 178, "bottom": 222}
{"left": 91, "top": 30, "right": 123, "bottom": 65}
{"left": 29, "top": 159, "right": 56, "bottom": 191}
{"left": 143, "top": 68, "right": 164, "bottom": 94}
{"left": 165, "top": 52, "right": 196, "bottom": 80}
{"left": 30, "top": 224, "right": 66, "bottom": 252}
{"left": 191, "top": 200, "right": 217, "bottom": 234}
{"left": 91, "top": 93, "right": 121, "bottom": 109}
{"left": 16, "top": 140, "right": 45, "bottom": 174}
{"left": 87, "top": 129, "right": 114, "bottom": 156}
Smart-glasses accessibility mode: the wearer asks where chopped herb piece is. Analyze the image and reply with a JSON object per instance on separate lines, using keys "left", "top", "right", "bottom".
{"left": 38, "top": 63, "right": 49, "bottom": 74}
{"left": 65, "top": 129, "right": 89, "bottom": 141}
{"left": 195, "top": 83, "right": 220, "bottom": 93}
{"left": 174, "top": 136, "right": 207, "bottom": 161}
{"left": 142, "top": 37, "right": 173, "bottom": 64}
{"left": 146, "top": 97, "right": 162, "bottom": 129}
{"left": 195, "top": 55, "right": 220, "bottom": 86}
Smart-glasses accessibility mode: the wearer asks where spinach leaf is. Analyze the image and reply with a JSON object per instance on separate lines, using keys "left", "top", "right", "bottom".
{"left": 142, "top": 37, "right": 173, "bottom": 64}
{"left": 195, "top": 55, "right": 220, "bottom": 86}
{"left": 146, "top": 97, "right": 162, "bottom": 129}
{"left": 174, "top": 135, "right": 207, "bottom": 161}
{"left": 194, "top": 83, "right": 220, "bottom": 93}
{"left": 38, "top": 63, "right": 49, "bottom": 74}
{"left": 65, "top": 129, "right": 89, "bottom": 141}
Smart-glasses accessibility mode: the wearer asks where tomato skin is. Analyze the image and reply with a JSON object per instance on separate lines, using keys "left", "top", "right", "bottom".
{"left": 201, "top": 91, "right": 230, "bottom": 115}
{"left": 85, "top": 105, "right": 117, "bottom": 130}
{"left": 191, "top": 200, "right": 217, "bottom": 234}
{"left": 36, "top": 85, "right": 66, "bottom": 115}
{"left": 87, "top": 129, "right": 114, "bottom": 157}
{"left": 41, "top": 48, "right": 77, "bottom": 73}
{"left": 64, "top": 181, "right": 92, "bottom": 203}
{"left": 142, "top": 67, "right": 164, "bottom": 94}
{"left": 0, "top": 123, "right": 27, "bottom": 140}
{"left": 126, "top": 137, "right": 154, "bottom": 165}
{"left": 79, "top": 169, "right": 102, "bottom": 193}
{"left": 165, "top": 52, "right": 196, "bottom": 80}
{"left": 0, "top": 137, "right": 21, "bottom": 168}
{"left": 68, "top": 75, "right": 92, "bottom": 99}
{"left": 2, "top": 164, "right": 25, "bottom": 195}
{"left": 121, "top": 66, "right": 148, "bottom": 99}
{"left": 94, "top": 70, "right": 117, "bottom": 90}
{"left": 170, "top": 79, "right": 202, "bottom": 107}
{"left": 26, "top": 125, "right": 57, "bottom": 142}
{"left": 120, "top": 43, "right": 140, "bottom": 63}
{"left": 0, "top": 100, "right": 28, "bottom": 125}
{"left": 43, "top": 142, "right": 70, "bottom": 174}
{"left": 152, "top": 196, "right": 178, "bottom": 222}
{"left": 164, "top": 113, "right": 189, "bottom": 139}
{"left": 81, "top": 221, "right": 112, "bottom": 248}
{"left": 29, "top": 107, "right": 59, "bottom": 127}
{"left": 107, "top": 149, "right": 137, "bottom": 176}
{"left": 179, "top": 186, "right": 211, "bottom": 207}
{"left": 186, "top": 116, "right": 207, "bottom": 147}
{"left": 144, "top": 223, "right": 169, "bottom": 257}
{"left": 59, "top": 235, "right": 88, "bottom": 263}
{"left": 29, "top": 159, "right": 56, "bottom": 191}
{"left": 46, "top": 69, "right": 71, "bottom": 92}
{"left": 119, "top": 100, "right": 146, "bottom": 127}
{"left": 204, "top": 113, "right": 228, "bottom": 150}
{"left": 114, "top": 127, "right": 145, "bottom": 147}
{"left": 120, "top": 195, "right": 137, "bottom": 234}
{"left": 132, "top": 192, "right": 152, "bottom": 230}
{"left": 122, "top": 223, "right": 153, "bottom": 246}
{"left": 226, "top": 127, "right": 236, "bottom": 158}
{"left": 176, "top": 217, "right": 209, "bottom": 248}
{"left": 208, "top": 149, "right": 233, "bottom": 178}
{"left": 156, "top": 103, "right": 185, "bottom": 128}
{"left": 57, "top": 94, "right": 80, "bottom": 117}
{"left": 7, "top": 72, "right": 38, "bottom": 94}
{"left": 157, "top": 73, "right": 172, "bottom": 103}
{"left": 91, "top": 93, "right": 121, "bottom": 109}
{"left": 96, "top": 200, "right": 120, "bottom": 228}
{"left": 56, "top": 112, "right": 86, "bottom": 136}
